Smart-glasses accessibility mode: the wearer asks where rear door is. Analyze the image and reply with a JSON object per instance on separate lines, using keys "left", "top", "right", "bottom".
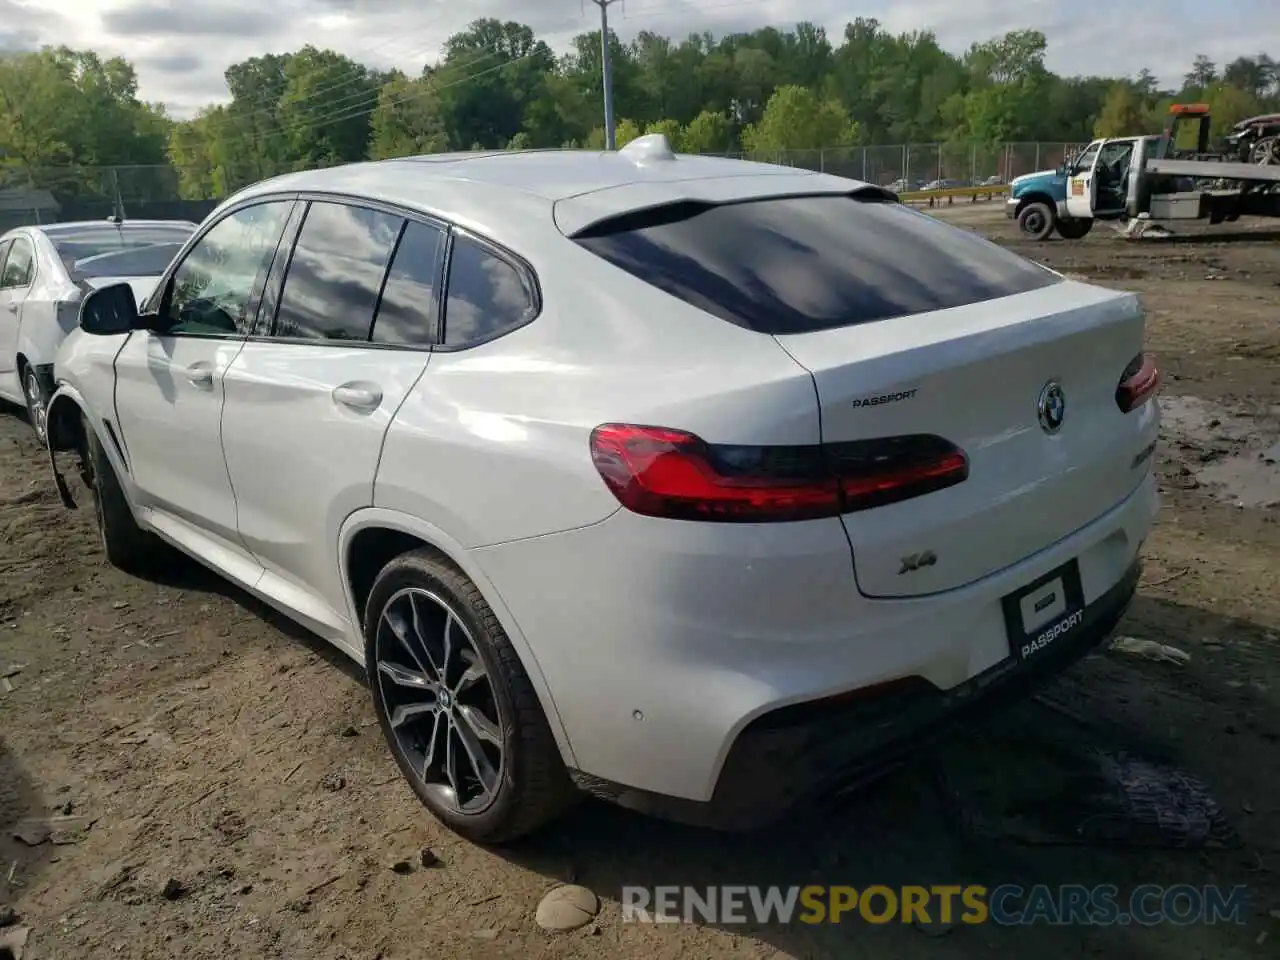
{"left": 0, "top": 236, "right": 35, "bottom": 376}
{"left": 220, "top": 199, "right": 444, "bottom": 626}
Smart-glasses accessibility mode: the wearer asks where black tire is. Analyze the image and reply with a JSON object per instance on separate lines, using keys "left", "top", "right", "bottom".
{"left": 1017, "top": 201, "right": 1056, "bottom": 241}
{"left": 21, "top": 363, "right": 49, "bottom": 445}
{"left": 1054, "top": 218, "right": 1093, "bottom": 240}
{"left": 81, "top": 418, "right": 162, "bottom": 573}
{"left": 363, "top": 549, "right": 576, "bottom": 844}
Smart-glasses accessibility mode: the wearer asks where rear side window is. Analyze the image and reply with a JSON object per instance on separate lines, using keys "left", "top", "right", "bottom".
{"left": 443, "top": 236, "right": 537, "bottom": 347}
{"left": 273, "top": 201, "right": 402, "bottom": 342}
{"left": 371, "top": 219, "right": 446, "bottom": 346}
{"left": 1, "top": 237, "right": 34, "bottom": 288}
{"left": 572, "top": 196, "right": 1060, "bottom": 335}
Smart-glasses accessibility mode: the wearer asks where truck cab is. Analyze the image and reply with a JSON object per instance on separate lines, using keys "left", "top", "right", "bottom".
{"left": 1007, "top": 136, "right": 1154, "bottom": 240}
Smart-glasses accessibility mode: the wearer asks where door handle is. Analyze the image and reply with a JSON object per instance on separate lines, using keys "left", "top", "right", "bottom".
{"left": 332, "top": 382, "right": 383, "bottom": 412}
{"left": 185, "top": 362, "right": 214, "bottom": 387}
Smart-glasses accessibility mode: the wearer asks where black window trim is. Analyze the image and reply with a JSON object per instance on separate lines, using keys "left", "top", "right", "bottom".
{"left": 249, "top": 198, "right": 307, "bottom": 337}
{"left": 138, "top": 187, "right": 543, "bottom": 352}
{"left": 146, "top": 193, "right": 302, "bottom": 342}
{"left": 434, "top": 225, "right": 542, "bottom": 353}
{"left": 258, "top": 191, "right": 446, "bottom": 352}
{"left": 0, "top": 239, "right": 13, "bottom": 290}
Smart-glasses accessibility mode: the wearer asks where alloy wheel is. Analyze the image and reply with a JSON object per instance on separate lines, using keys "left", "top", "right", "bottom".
{"left": 374, "top": 588, "right": 504, "bottom": 814}
{"left": 24, "top": 369, "right": 46, "bottom": 443}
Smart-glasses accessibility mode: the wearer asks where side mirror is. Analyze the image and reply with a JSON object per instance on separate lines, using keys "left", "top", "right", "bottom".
{"left": 79, "top": 283, "right": 140, "bottom": 336}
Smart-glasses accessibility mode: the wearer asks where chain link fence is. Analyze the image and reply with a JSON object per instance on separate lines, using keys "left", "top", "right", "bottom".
{"left": 730, "top": 142, "right": 1085, "bottom": 187}
{"left": 0, "top": 142, "right": 1087, "bottom": 228}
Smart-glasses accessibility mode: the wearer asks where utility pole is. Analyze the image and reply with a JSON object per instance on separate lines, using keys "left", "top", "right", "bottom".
{"left": 589, "top": 0, "right": 621, "bottom": 148}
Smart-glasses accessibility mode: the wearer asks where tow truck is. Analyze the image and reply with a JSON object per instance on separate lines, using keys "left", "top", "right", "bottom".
{"left": 1007, "top": 104, "right": 1280, "bottom": 240}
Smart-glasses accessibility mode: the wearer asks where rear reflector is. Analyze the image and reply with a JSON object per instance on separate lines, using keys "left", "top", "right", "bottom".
{"left": 1116, "top": 352, "right": 1160, "bottom": 413}
{"left": 589, "top": 424, "right": 968, "bottom": 523}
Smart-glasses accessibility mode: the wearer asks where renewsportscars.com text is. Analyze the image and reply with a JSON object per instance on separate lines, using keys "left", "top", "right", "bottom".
{"left": 621, "top": 883, "right": 1249, "bottom": 926}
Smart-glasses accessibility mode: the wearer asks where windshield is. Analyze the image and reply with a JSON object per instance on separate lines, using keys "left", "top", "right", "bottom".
{"left": 51, "top": 223, "right": 195, "bottom": 277}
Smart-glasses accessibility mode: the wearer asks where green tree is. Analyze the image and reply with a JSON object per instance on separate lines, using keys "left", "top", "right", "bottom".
{"left": 644, "top": 118, "right": 684, "bottom": 150}
{"left": 369, "top": 75, "right": 450, "bottom": 159}
{"left": 741, "top": 85, "right": 859, "bottom": 151}
{"left": 1094, "top": 84, "right": 1147, "bottom": 137}
{"left": 274, "top": 46, "right": 377, "bottom": 168}
{"left": 681, "top": 110, "right": 732, "bottom": 152}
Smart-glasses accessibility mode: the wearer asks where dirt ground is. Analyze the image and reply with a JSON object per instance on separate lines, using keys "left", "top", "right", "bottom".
{"left": 1, "top": 205, "right": 1278, "bottom": 959}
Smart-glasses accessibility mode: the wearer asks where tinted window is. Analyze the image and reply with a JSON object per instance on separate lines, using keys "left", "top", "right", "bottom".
{"left": 166, "top": 201, "right": 293, "bottom": 336}
{"left": 573, "top": 196, "right": 1060, "bottom": 335}
{"left": 371, "top": 219, "right": 446, "bottom": 346}
{"left": 443, "top": 237, "right": 536, "bottom": 346}
{"left": 50, "top": 223, "right": 195, "bottom": 270}
{"left": 1, "top": 238, "right": 34, "bottom": 288}
{"left": 274, "top": 201, "right": 402, "bottom": 342}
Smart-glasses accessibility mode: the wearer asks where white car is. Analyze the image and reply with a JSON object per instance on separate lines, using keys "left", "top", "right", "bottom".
{"left": 45, "top": 135, "right": 1162, "bottom": 843}
{"left": 0, "top": 219, "right": 196, "bottom": 442}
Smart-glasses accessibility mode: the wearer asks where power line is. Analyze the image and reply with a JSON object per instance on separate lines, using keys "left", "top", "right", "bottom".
{"left": 269, "top": 50, "right": 541, "bottom": 146}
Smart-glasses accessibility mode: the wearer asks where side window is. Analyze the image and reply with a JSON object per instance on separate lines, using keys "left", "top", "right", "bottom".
{"left": 370, "top": 219, "right": 446, "bottom": 346}
{"left": 0, "top": 241, "right": 12, "bottom": 287}
{"left": 442, "top": 236, "right": 537, "bottom": 347}
{"left": 273, "top": 201, "right": 402, "bottom": 342}
{"left": 1072, "top": 142, "right": 1101, "bottom": 173}
{"left": 165, "top": 201, "right": 293, "bottom": 336}
{"left": 1, "top": 238, "right": 34, "bottom": 289}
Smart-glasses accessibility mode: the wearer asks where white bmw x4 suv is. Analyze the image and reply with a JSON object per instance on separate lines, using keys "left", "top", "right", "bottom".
{"left": 46, "top": 136, "right": 1161, "bottom": 843}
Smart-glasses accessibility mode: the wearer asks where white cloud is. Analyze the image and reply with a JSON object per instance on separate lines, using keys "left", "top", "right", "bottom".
{"left": 15, "top": 0, "right": 1280, "bottom": 119}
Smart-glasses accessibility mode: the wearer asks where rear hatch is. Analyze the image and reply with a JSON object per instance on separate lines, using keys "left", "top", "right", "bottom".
{"left": 570, "top": 191, "right": 1157, "bottom": 598}
{"left": 777, "top": 280, "right": 1151, "bottom": 597}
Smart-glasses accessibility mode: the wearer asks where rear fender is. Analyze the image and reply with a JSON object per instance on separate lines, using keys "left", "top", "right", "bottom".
{"left": 336, "top": 506, "right": 577, "bottom": 768}
{"left": 16, "top": 298, "right": 79, "bottom": 370}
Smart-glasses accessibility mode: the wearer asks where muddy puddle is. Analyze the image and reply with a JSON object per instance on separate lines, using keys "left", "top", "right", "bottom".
{"left": 1159, "top": 395, "right": 1280, "bottom": 508}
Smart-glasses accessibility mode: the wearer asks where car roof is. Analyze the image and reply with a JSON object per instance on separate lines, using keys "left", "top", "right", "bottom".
{"left": 232, "top": 139, "right": 884, "bottom": 240}
{"left": 37, "top": 220, "right": 198, "bottom": 235}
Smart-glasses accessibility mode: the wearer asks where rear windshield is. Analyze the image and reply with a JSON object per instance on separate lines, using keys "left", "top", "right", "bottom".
{"left": 572, "top": 195, "right": 1060, "bottom": 335}
{"left": 71, "top": 242, "right": 186, "bottom": 279}
{"left": 51, "top": 224, "right": 194, "bottom": 275}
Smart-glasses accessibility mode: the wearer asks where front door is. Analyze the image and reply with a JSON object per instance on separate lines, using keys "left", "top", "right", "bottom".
{"left": 220, "top": 200, "right": 444, "bottom": 627}
{"left": 1065, "top": 140, "right": 1104, "bottom": 220}
{"left": 1094, "top": 140, "right": 1136, "bottom": 215}
{"left": 112, "top": 198, "right": 296, "bottom": 548}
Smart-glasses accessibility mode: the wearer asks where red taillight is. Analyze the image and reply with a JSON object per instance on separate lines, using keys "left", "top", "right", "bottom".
{"left": 589, "top": 424, "right": 968, "bottom": 523}
{"left": 1116, "top": 352, "right": 1161, "bottom": 413}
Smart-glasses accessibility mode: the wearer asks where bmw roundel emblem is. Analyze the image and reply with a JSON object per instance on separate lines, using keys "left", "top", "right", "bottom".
{"left": 1038, "top": 380, "right": 1066, "bottom": 434}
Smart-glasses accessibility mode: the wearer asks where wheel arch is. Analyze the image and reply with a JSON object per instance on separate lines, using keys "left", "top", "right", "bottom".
{"left": 337, "top": 507, "right": 577, "bottom": 767}
{"left": 45, "top": 384, "right": 89, "bottom": 454}
{"left": 1015, "top": 192, "right": 1057, "bottom": 216}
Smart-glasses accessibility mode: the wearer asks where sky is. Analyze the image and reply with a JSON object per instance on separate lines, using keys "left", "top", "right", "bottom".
{"left": 4, "top": 0, "right": 1279, "bottom": 119}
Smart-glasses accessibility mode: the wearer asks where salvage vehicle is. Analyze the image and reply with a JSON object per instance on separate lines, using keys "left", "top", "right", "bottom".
{"left": 44, "top": 136, "right": 1161, "bottom": 843}
{"left": 0, "top": 219, "right": 197, "bottom": 442}
{"left": 1224, "top": 112, "right": 1280, "bottom": 166}
{"left": 1006, "top": 136, "right": 1155, "bottom": 240}
{"left": 1010, "top": 105, "right": 1280, "bottom": 240}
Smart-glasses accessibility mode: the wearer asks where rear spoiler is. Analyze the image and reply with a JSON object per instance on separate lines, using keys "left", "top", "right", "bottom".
{"left": 562, "top": 185, "right": 899, "bottom": 239}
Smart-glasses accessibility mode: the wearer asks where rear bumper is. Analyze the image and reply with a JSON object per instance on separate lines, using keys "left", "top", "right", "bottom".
{"left": 571, "top": 556, "right": 1140, "bottom": 829}
{"left": 475, "top": 469, "right": 1157, "bottom": 808}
